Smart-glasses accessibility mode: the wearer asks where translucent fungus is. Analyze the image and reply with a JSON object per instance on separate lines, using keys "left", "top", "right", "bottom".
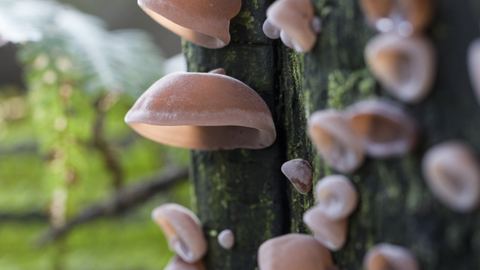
{"left": 281, "top": 159, "right": 314, "bottom": 194}
{"left": 138, "top": 0, "right": 241, "bottom": 48}
{"left": 125, "top": 70, "right": 276, "bottom": 150}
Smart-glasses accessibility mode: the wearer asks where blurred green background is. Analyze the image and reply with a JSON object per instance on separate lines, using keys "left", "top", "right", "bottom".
{"left": 0, "top": 0, "right": 190, "bottom": 269}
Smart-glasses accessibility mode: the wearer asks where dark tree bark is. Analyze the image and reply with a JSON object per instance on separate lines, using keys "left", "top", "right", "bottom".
{"left": 185, "top": 0, "right": 480, "bottom": 269}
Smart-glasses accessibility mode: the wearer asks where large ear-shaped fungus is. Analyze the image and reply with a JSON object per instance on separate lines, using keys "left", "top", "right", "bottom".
{"left": 138, "top": 0, "right": 241, "bottom": 49}
{"left": 125, "top": 70, "right": 276, "bottom": 150}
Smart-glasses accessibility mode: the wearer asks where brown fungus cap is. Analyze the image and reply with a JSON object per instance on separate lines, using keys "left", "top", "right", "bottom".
{"left": 152, "top": 204, "right": 207, "bottom": 263}
{"left": 346, "top": 99, "right": 418, "bottom": 158}
{"left": 138, "top": 0, "right": 241, "bottom": 49}
{"left": 315, "top": 175, "right": 359, "bottom": 221}
{"left": 307, "top": 109, "right": 365, "bottom": 173}
{"left": 125, "top": 71, "right": 276, "bottom": 151}
{"left": 365, "top": 33, "right": 435, "bottom": 103}
{"left": 422, "top": 141, "right": 480, "bottom": 213}
{"left": 303, "top": 205, "right": 348, "bottom": 251}
{"left": 217, "top": 229, "right": 235, "bottom": 250}
{"left": 164, "top": 256, "right": 206, "bottom": 270}
{"left": 359, "top": 0, "right": 434, "bottom": 35}
{"left": 266, "top": 0, "right": 317, "bottom": 52}
{"left": 258, "top": 233, "right": 333, "bottom": 270}
{"left": 364, "top": 243, "right": 419, "bottom": 270}
{"left": 281, "top": 158, "right": 313, "bottom": 194}
{"left": 263, "top": 19, "right": 281, "bottom": 39}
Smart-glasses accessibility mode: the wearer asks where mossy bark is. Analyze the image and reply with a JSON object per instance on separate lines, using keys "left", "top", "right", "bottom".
{"left": 185, "top": 0, "right": 480, "bottom": 269}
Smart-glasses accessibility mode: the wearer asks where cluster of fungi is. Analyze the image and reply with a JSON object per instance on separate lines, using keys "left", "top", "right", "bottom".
{"left": 126, "top": 0, "right": 480, "bottom": 269}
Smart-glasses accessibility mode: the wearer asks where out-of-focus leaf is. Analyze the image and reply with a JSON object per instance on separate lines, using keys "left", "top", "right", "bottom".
{"left": 1, "top": 0, "right": 164, "bottom": 97}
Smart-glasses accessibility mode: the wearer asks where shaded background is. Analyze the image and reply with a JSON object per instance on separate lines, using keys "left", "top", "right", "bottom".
{"left": 0, "top": 0, "right": 189, "bottom": 269}
{"left": 0, "top": 0, "right": 182, "bottom": 89}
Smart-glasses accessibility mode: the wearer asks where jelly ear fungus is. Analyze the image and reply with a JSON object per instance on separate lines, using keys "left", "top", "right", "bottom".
{"left": 359, "top": 0, "right": 436, "bottom": 104}
{"left": 138, "top": 0, "right": 241, "bottom": 48}
{"left": 125, "top": 70, "right": 276, "bottom": 150}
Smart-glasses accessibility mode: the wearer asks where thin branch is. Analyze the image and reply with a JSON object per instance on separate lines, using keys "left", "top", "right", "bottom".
{"left": 0, "top": 211, "right": 48, "bottom": 222}
{"left": 93, "top": 95, "right": 124, "bottom": 192}
{"left": 37, "top": 167, "right": 189, "bottom": 246}
{"left": 0, "top": 142, "right": 37, "bottom": 156}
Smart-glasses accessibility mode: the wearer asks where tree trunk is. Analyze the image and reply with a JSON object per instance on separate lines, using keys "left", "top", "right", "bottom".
{"left": 185, "top": 0, "right": 480, "bottom": 269}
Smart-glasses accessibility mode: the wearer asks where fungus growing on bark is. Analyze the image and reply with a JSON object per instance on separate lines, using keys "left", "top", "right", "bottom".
{"left": 280, "top": 30, "right": 296, "bottom": 50}
{"left": 281, "top": 158, "right": 313, "bottom": 194}
{"left": 258, "top": 233, "right": 333, "bottom": 270}
{"left": 315, "top": 175, "right": 358, "bottom": 220}
{"left": 422, "top": 141, "right": 480, "bottom": 213}
{"left": 468, "top": 38, "right": 480, "bottom": 104}
{"left": 359, "top": 0, "right": 434, "bottom": 36}
{"left": 307, "top": 109, "right": 365, "bottom": 173}
{"left": 217, "top": 229, "right": 235, "bottom": 250}
{"left": 265, "top": 0, "right": 320, "bottom": 52}
{"left": 125, "top": 70, "right": 276, "bottom": 150}
{"left": 365, "top": 33, "right": 435, "bottom": 103}
{"left": 137, "top": 0, "right": 241, "bottom": 49}
{"left": 164, "top": 256, "right": 206, "bottom": 270}
{"left": 364, "top": 243, "right": 419, "bottom": 270}
{"left": 151, "top": 204, "right": 207, "bottom": 263}
{"left": 346, "top": 99, "right": 418, "bottom": 158}
{"left": 303, "top": 205, "right": 348, "bottom": 251}
{"left": 262, "top": 19, "right": 281, "bottom": 39}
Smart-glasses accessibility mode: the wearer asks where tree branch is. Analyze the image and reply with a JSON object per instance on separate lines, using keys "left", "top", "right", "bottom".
{"left": 37, "top": 166, "right": 189, "bottom": 245}
{"left": 93, "top": 95, "right": 124, "bottom": 192}
{"left": 0, "top": 211, "right": 48, "bottom": 222}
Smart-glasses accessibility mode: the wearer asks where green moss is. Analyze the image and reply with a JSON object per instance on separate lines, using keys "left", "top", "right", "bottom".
{"left": 358, "top": 71, "right": 376, "bottom": 97}
{"left": 327, "top": 68, "right": 376, "bottom": 109}
{"left": 304, "top": 90, "right": 312, "bottom": 117}
{"left": 321, "top": 6, "right": 333, "bottom": 18}
{"left": 232, "top": 10, "right": 254, "bottom": 30}
{"left": 403, "top": 157, "right": 425, "bottom": 213}
{"left": 226, "top": 50, "right": 237, "bottom": 64}
{"left": 377, "top": 162, "right": 401, "bottom": 201}
{"left": 252, "top": 0, "right": 260, "bottom": 10}
{"left": 322, "top": 158, "right": 332, "bottom": 176}
{"left": 263, "top": 209, "right": 276, "bottom": 240}
{"left": 209, "top": 230, "right": 219, "bottom": 237}
{"left": 360, "top": 188, "right": 371, "bottom": 216}
{"left": 290, "top": 52, "right": 305, "bottom": 83}
{"left": 327, "top": 70, "right": 350, "bottom": 109}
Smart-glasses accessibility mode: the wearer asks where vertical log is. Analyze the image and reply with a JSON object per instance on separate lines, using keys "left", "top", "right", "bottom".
{"left": 185, "top": 1, "right": 291, "bottom": 269}
{"left": 186, "top": 0, "right": 480, "bottom": 269}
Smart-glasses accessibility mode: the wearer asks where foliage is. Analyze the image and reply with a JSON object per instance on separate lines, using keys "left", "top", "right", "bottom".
{"left": 1, "top": 0, "right": 163, "bottom": 97}
{"left": 0, "top": 0, "right": 190, "bottom": 269}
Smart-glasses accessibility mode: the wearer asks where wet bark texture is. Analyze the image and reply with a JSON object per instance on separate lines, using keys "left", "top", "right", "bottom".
{"left": 185, "top": 0, "right": 480, "bottom": 269}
